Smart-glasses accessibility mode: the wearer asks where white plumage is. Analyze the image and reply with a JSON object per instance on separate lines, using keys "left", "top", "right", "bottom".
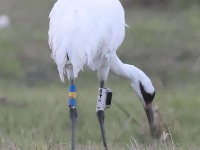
{"left": 49, "top": 0, "right": 125, "bottom": 81}
{"left": 49, "top": 0, "right": 155, "bottom": 110}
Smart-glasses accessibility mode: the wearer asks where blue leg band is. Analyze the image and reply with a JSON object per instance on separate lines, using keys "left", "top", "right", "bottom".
{"left": 68, "top": 85, "right": 77, "bottom": 107}
{"left": 69, "top": 98, "right": 76, "bottom": 107}
{"left": 69, "top": 85, "right": 76, "bottom": 92}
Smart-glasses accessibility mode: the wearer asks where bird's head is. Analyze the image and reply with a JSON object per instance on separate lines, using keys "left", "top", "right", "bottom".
{"left": 131, "top": 74, "right": 156, "bottom": 138}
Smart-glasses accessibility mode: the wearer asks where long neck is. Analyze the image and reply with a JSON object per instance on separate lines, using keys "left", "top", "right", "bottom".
{"left": 110, "top": 53, "right": 146, "bottom": 84}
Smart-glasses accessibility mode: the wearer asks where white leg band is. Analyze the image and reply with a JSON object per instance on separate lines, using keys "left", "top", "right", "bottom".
{"left": 96, "top": 88, "right": 112, "bottom": 112}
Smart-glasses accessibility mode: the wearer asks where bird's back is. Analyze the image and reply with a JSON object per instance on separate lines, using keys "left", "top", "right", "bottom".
{"left": 49, "top": 0, "right": 125, "bottom": 81}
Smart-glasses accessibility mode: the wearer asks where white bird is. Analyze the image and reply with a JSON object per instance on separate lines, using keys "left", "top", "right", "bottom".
{"left": 0, "top": 15, "right": 10, "bottom": 30}
{"left": 48, "top": 0, "right": 156, "bottom": 149}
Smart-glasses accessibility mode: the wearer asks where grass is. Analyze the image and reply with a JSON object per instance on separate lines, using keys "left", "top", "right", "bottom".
{"left": 0, "top": 0, "right": 200, "bottom": 149}
{"left": 0, "top": 78, "right": 200, "bottom": 149}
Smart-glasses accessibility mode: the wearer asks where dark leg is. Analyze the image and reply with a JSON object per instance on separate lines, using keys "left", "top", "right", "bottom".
{"left": 70, "top": 106, "right": 77, "bottom": 150}
{"left": 97, "top": 110, "right": 108, "bottom": 150}
{"left": 68, "top": 79, "right": 78, "bottom": 150}
{"left": 97, "top": 81, "right": 108, "bottom": 150}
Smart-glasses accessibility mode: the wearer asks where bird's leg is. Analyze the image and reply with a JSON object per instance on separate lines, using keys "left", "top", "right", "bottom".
{"left": 97, "top": 81, "right": 107, "bottom": 150}
{"left": 68, "top": 79, "right": 78, "bottom": 150}
{"left": 97, "top": 111, "right": 107, "bottom": 150}
{"left": 96, "top": 81, "right": 112, "bottom": 150}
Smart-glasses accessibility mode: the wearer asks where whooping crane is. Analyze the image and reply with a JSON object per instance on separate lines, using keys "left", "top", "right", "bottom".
{"left": 48, "top": 0, "right": 156, "bottom": 149}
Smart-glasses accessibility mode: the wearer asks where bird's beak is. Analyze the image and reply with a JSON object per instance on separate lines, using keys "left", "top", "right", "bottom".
{"left": 144, "top": 103, "right": 156, "bottom": 138}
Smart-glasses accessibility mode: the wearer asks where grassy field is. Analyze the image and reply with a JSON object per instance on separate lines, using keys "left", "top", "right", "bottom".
{"left": 0, "top": 0, "right": 200, "bottom": 149}
{"left": 1, "top": 79, "right": 200, "bottom": 149}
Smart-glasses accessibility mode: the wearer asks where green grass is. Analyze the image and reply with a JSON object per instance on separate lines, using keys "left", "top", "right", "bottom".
{"left": 0, "top": 78, "right": 200, "bottom": 149}
{"left": 0, "top": 0, "right": 200, "bottom": 149}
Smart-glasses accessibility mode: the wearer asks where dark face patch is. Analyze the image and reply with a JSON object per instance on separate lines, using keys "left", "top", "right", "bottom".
{"left": 139, "top": 82, "right": 155, "bottom": 104}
